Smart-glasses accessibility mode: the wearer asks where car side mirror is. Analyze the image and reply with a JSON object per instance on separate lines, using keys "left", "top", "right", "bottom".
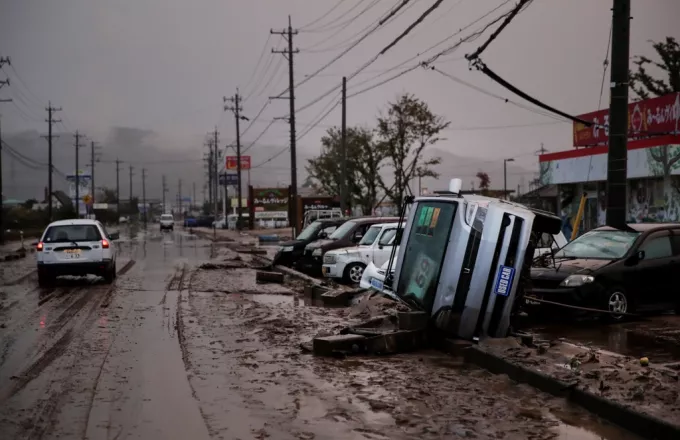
{"left": 637, "top": 250, "right": 645, "bottom": 261}
{"left": 626, "top": 250, "right": 645, "bottom": 265}
{"left": 108, "top": 232, "right": 120, "bottom": 240}
{"left": 318, "top": 231, "right": 328, "bottom": 239}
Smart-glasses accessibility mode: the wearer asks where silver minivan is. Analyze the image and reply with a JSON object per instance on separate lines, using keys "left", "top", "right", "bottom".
{"left": 390, "top": 179, "right": 561, "bottom": 340}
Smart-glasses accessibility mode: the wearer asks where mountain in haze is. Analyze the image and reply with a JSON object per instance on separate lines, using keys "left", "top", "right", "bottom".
{"left": 2, "top": 129, "right": 535, "bottom": 202}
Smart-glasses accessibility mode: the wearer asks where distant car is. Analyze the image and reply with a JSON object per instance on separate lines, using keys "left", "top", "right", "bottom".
{"left": 36, "top": 219, "right": 120, "bottom": 287}
{"left": 184, "top": 217, "right": 197, "bottom": 227}
{"left": 118, "top": 216, "right": 128, "bottom": 224}
{"left": 160, "top": 214, "right": 174, "bottom": 231}
{"left": 196, "top": 216, "right": 214, "bottom": 227}
{"left": 528, "top": 223, "right": 680, "bottom": 321}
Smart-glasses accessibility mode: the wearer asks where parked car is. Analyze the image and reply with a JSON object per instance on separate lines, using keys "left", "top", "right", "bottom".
{"left": 197, "top": 215, "right": 215, "bottom": 227}
{"left": 184, "top": 217, "right": 197, "bottom": 227}
{"left": 298, "top": 216, "right": 399, "bottom": 274}
{"left": 36, "top": 219, "right": 120, "bottom": 287}
{"left": 273, "top": 218, "right": 347, "bottom": 267}
{"left": 160, "top": 213, "right": 174, "bottom": 231}
{"left": 527, "top": 223, "right": 680, "bottom": 321}
{"left": 361, "top": 230, "right": 567, "bottom": 293}
{"left": 322, "top": 222, "right": 403, "bottom": 283}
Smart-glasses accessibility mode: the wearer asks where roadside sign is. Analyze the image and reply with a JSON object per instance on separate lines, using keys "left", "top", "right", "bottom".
{"left": 219, "top": 173, "right": 239, "bottom": 186}
{"left": 93, "top": 203, "right": 109, "bottom": 210}
{"left": 225, "top": 156, "right": 251, "bottom": 170}
{"left": 83, "top": 194, "right": 93, "bottom": 205}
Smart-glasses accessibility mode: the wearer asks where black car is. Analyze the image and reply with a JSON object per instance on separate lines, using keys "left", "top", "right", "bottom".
{"left": 272, "top": 218, "right": 347, "bottom": 267}
{"left": 527, "top": 223, "right": 680, "bottom": 320}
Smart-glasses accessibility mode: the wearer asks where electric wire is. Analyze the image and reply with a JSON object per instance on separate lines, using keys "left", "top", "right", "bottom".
{"left": 240, "top": 34, "right": 272, "bottom": 96}
{"left": 301, "top": 0, "right": 373, "bottom": 33}
{"left": 299, "top": 0, "right": 350, "bottom": 30}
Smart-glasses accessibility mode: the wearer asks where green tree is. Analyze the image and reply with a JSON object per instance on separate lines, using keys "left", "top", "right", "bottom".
{"left": 629, "top": 37, "right": 680, "bottom": 99}
{"left": 376, "top": 94, "right": 449, "bottom": 211}
{"left": 306, "top": 126, "right": 385, "bottom": 213}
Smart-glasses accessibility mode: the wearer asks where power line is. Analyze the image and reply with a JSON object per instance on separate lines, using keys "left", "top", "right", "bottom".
{"left": 300, "top": 0, "right": 372, "bottom": 33}
{"left": 240, "top": 34, "right": 272, "bottom": 95}
{"left": 299, "top": 0, "right": 349, "bottom": 30}
{"left": 243, "top": 119, "right": 276, "bottom": 153}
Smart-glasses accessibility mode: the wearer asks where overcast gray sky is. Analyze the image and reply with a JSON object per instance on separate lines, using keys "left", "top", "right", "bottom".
{"left": 1, "top": 0, "right": 678, "bottom": 199}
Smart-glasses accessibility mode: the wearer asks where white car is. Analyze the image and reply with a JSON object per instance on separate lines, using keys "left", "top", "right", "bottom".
{"left": 160, "top": 213, "right": 174, "bottom": 231}
{"left": 322, "top": 222, "right": 403, "bottom": 284}
{"left": 359, "top": 230, "right": 568, "bottom": 294}
{"left": 36, "top": 219, "right": 120, "bottom": 286}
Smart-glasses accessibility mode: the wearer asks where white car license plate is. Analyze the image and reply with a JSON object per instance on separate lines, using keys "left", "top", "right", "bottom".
{"left": 370, "top": 278, "right": 384, "bottom": 290}
{"left": 65, "top": 249, "right": 81, "bottom": 259}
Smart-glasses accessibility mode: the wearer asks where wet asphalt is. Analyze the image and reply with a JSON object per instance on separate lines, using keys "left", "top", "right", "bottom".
{"left": 0, "top": 225, "right": 645, "bottom": 439}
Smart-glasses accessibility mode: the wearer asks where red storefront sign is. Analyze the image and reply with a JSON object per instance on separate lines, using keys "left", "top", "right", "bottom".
{"left": 225, "top": 156, "right": 251, "bottom": 170}
{"left": 573, "top": 92, "right": 680, "bottom": 147}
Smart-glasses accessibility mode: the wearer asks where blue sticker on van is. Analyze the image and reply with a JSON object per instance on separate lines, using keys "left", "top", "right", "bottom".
{"left": 493, "top": 265, "right": 515, "bottom": 297}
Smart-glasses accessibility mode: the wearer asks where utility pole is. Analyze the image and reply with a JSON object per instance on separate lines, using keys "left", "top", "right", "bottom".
{"left": 73, "top": 132, "right": 84, "bottom": 217}
{"left": 271, "top": 16, "right": 300, "bottom": 234}
{"left": 606, "top": 0, "right": 631, "bottom": 230}
{"left": 0, "top": 58, "right": 11, "bottom": 244}
{"left": 205, "top": 138, "right": 214, "bottom": 211}
{"left": 43, "top": 102, "right": 62, "bottom": 221}
{"left": 142, "top": 168, "right": 147, "bottom": 228}
{"left": 208, "top": 128, "right": 220, "bottom": 222}
{"left": 225, "top": 94, "right": 247, "bottom": 229}
{"left": 115, "top": 159, "right": 121, "bottom": 222}
{"left": 192, "top": 182, "right": 196, "bottom": 212}
{"left": 340, "top": 76, "right": 347, "bottom": 215}
{"left": 178, "top": 179, "right": 183, "bottom": 216}
{"left": 129, "top": 165, "right": 134, "bottom": 214}
{"left": 162, "top": 175, "right": 168, "bottom": 213}
{"left": 90, "top": 140, "right": 100, "bottom": 205}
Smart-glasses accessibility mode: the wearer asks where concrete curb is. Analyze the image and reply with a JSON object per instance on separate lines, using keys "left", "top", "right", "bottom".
{"left": 464, "top": 345, "right": 680, "bottom": 440}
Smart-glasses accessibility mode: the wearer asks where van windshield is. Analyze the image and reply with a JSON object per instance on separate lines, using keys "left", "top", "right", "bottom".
{"left": 161, "top": 215, "right": 173, "bottom": 220}
{"left": 297, "top": 221, "right": 322, "bottom": 240}
{"left": 396, "top": 201, "right": 458, "bottom": 312}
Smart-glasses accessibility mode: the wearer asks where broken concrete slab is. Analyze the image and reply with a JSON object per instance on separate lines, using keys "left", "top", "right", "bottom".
{"left": 255, "top": 270, "right": 285, "bottom": 284}
{"left": 321, "top": 289, "right": 350, "bottom": 307}
{"left": 367, "top": 329, "right": 427, "bottom": 355}
{"left": 313, "top": 334, "right": 368, "bottom": 356}
{"left": 397, "top": 311, "right": 429, "bottom": 330}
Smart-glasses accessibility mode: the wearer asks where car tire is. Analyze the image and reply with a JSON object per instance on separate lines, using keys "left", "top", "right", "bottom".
{"left": 103, "top": 263, "right": 116, "bottom": 284}
{"left": 601, "top": 288, "right": 631, "bottom": 322}
{"left": 38, "top": 271, "right": 53, "bottom": 288}
{"left": 343, "top": 263, "right": 366, "bottom": 284}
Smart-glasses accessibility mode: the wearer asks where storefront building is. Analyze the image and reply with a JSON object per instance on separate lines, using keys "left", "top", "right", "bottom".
{"left": 538, "top": 92, "right": 680, "bottom": 228}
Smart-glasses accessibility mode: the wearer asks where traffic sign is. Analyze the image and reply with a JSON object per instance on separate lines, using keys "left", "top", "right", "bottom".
{"left": 83, "top": 194, "right": 93, "bottom": 205}
{"left": 225, "top": 156, "right": 251, "bottom": 170}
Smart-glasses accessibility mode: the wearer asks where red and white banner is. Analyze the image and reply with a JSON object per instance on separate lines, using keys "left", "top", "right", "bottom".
{"left": 573, "top": 92, "right": 680, "bottom": 147}
{"left": 225, "top": 156, "right": 251, "bottom": 170}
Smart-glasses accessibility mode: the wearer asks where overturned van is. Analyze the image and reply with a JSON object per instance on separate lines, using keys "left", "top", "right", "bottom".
{"left": 389, "top": 179, "right": 561, "bottom": 340}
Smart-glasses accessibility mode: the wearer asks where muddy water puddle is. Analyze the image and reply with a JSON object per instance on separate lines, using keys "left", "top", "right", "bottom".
{"left": 532, "top": 318, "right": 680, "bottom": 363}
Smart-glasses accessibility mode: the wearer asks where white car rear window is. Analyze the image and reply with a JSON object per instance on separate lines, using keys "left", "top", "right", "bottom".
{"left": 43, "top": 225, "right": 102, "bottom": 243}
{"left": 161, "top": 215, "right": 173, "bottom": 220}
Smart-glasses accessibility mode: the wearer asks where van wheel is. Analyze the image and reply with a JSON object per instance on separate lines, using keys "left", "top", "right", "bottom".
{"left": 343, "top": 263, "right": 366, "bottom": 284}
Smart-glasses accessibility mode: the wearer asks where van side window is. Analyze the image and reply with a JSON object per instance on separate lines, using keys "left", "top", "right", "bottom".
{"left": 640, "top": 235, "right": 672, "bottom": 259}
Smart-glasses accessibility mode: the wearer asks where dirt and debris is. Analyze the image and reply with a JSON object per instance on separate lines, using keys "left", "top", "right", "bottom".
{"left": 478, "top": 336, "right": 680, "bottom": 427}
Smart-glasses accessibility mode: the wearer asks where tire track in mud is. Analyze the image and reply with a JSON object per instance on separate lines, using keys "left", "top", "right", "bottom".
{"left": 0, "top": 262, "right": 135, "bottom": 404}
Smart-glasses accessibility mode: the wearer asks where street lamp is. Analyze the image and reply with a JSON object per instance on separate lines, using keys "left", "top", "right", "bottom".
{"left": 504, "top": 158, "right": 515, "bottom": 200}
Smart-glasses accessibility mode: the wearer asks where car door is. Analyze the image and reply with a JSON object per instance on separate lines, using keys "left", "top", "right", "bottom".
{"left": 374, "top": 227, "right": 398, "bottom": 267}
{"left": 634, "top": 231, "right": 674, "bottom": 309}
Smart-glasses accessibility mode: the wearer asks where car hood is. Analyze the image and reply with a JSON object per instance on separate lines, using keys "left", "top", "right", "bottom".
{"left": 531, "top": 258, "right": 613, "bottom": 281}
{"left": 279, "top": 239, "right": 305, "bottom": 248}
{"left": 305, "top": 239, "right": 334, "bottom": 250}
{"left": 326, "top": 245, "right": 363, "bottom": 256}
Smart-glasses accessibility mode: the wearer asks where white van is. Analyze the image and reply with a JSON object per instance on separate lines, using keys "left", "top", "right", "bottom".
{"left": 389, "top": 178, "right": 562, "bottom": 340}
{"left": 322, "top": 222, "right": 403, "bottom": 283}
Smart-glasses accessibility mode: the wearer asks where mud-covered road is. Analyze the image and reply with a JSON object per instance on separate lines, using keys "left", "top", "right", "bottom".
{"left": 0, "top": 227, "right": 640, "bottom": 439}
